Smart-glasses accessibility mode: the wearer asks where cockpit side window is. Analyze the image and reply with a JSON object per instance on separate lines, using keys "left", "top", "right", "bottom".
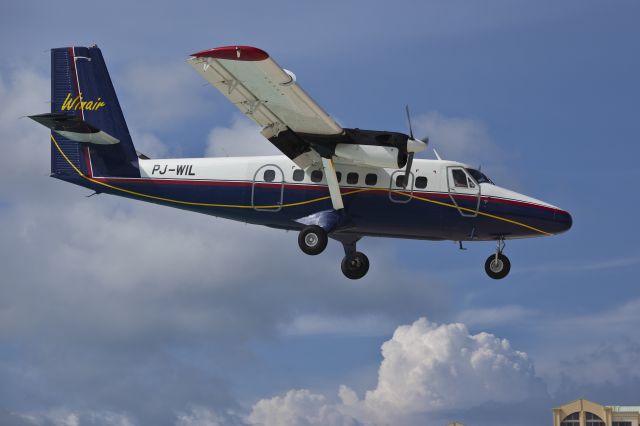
{"left": 466, "top": 168, "right": 494, "bottom": 184}
{"left": 452, "top": 169, "right": 468, "bottom": 187}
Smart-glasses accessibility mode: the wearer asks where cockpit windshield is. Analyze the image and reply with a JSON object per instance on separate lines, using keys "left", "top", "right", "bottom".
{"left": 465, "top": 168, "right": 494, "bottom": 184}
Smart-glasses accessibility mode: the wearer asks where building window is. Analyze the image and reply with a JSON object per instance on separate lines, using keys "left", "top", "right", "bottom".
{"left": 586, "top": 413, "right": 605, "bottom": 426}
{"left": 613, "top": 422, "right": 632, "bottom": 426}
{"left": 365, "top": 173, "right": 377, "bottom": 186}
{"left": 561, "top": 412, "right": 579, "bottom": 426}
{"left": 263, "top": 169, "right": 275, "bottom": 182}
{"left": 415, "top": 176, "right": 428, "bottom": 189}
{"left": 347, "top": 172, "right": 359, "bottom": 185}
{"left": 311, "top": 170, "right": 323, "bottom": 183}
{"left": 293, "top": 169, "right": 304, "bottom": 182}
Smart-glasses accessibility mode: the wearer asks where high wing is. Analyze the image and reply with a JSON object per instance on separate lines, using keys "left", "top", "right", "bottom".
{"left": 189, "top": 45, "right": 428, "bottom": 210}
{"left": 189, "top": 45, "right": 342, "bottom": 168}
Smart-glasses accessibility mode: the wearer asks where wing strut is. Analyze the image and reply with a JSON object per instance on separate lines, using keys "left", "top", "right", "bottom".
{"left": 321, "top": 157, "right": 344, "bottom": 210}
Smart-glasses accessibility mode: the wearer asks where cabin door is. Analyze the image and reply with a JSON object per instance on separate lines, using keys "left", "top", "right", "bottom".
{"left": 389, "top": 171, "right": 414, "bottom": 203}
{"left": 252, "top": 164, "right": 284, "bottom": 211}
{"left": 447, "top": 167, "right": 480, "bottom": 217}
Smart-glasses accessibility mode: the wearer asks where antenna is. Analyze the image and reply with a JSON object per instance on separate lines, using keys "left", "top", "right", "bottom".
{"left": 433, "top": 149, "right": 442, "bottom": 160}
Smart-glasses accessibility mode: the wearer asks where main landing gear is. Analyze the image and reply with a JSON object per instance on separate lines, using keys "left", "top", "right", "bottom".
{"left": 484, "top": 238, "right": 511, "bottom": 279}
{"left": 298, "top": 225, "right": 328, "bottom": 255}
{"left": 298, "top": 226, "right": 369, "bottom": 280}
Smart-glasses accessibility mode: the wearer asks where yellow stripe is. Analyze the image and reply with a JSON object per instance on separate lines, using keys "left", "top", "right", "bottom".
{"left": 50, "top": 135, "right": 551, "bottom": 235}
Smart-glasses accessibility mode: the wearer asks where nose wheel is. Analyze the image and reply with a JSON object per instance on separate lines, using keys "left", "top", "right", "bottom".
{"left": 485, "top": 238, "right": 510, "bottom": 279}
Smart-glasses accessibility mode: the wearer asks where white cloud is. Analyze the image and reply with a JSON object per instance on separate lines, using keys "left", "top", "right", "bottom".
{"left": 456, "top": 305, "right": 537, "bottom": 329}
{"left": 247, "top": 390, "right": 353, "bottom": 426}
{"left": 129, "top": 128, "right": 170, "bottom": 158}
{"left": 175, "top": 406, "right": 247, "bottom": 426}
{"left": 120, "top": 61, "right": 214, "bottom": 129}
{"left": 278, "top": 314, "right": 396, "bottom": 337}
{"left": 12, "top": 409, "right": 134, "bottom": 426}
{"left": 206, "top": 116, "right": 279, "bottom": 158}
{"left": 413, "top": 111, "right": 495, "bottom": 164}
{"left": 247, "top": 317, "right": 547, "bottom": 425}
{"left": 411, "top": 111, "right": 522, "bottom": 188}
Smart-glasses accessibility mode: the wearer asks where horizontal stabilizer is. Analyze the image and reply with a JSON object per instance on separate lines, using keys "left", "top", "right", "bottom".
{"left": 29, "top": 113, "right": 119, "bottom": 145}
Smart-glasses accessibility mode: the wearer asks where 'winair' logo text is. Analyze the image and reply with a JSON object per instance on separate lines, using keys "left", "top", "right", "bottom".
{"left": 61, "top": 93, "right": 106, "bottom": 111}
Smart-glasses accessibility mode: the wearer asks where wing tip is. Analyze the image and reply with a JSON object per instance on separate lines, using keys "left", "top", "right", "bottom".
{"left": 191, "top": 45, "right": 269, "bottom": 61}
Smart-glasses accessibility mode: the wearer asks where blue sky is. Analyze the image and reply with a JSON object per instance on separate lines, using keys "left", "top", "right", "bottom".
{"left": 1, "top": 1, "right": 640, "bottom": 425}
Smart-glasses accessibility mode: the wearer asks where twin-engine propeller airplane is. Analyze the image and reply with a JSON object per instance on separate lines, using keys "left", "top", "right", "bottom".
{"left": 30, "top": 45, "right": 572, "bottom": 280}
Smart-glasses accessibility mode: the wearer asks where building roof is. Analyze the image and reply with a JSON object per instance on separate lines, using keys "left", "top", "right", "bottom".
{"left": 608, "top": 406, "right": 640, "bottom": 412}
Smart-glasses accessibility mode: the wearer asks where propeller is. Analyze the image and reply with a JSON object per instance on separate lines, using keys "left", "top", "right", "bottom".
{"left": 402, "top": 105, "right": 428, "bottom": 188}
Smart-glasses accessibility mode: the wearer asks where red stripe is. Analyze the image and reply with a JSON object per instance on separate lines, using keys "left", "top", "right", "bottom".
{"left": 84, "top": 146, "right": 92, "bottom": 177}
{"left": 191, "top": 45, "right": 269, "bottom": 61}
{"left": 92, "top": 176, "right": 564, "bottom": 213}
{"left": 484, "top": 196, "right": 561, "bottom": 213}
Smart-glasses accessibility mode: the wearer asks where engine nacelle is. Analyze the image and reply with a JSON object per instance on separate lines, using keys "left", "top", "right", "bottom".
{"left": 333, "top": 144, "right": 405, "bottom": 169}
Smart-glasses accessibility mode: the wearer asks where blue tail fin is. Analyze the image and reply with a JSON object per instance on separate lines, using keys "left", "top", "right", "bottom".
{"left": 41, "top": 46, "right": 140, "bottom": 178}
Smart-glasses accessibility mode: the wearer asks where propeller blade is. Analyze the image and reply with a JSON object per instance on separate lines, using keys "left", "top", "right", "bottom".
{"left": 405, "top": 105, "right": 414, "bottom": 139}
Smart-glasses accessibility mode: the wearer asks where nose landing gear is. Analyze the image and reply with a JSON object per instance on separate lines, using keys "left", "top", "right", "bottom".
{"left": 485, "top": 238, "right": 510, "bottom": 279}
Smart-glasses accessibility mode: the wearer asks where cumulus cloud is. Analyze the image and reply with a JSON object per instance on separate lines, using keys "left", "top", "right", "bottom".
{"left": 247, "top": 318, "right": 547, "bottom": 426}
{"left": 247, "top": 390, "right": 353, "bottom": 426}
{"left": 206, "top": 116, "right": 279, "bottom": 158}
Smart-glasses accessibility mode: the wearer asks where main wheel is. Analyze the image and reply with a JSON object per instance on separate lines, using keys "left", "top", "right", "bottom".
{"left": 341, "top": 252, "right": 369, "bottom": 280}
{"left": 298, "top": 225, "right": 328, "bottom": 255}
{"left": 484, "top": 253, "right": 511, "bottom": 279}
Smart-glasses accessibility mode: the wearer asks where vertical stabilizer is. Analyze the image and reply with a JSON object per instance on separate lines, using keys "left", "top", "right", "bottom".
{"left": 49, "top": 46, "right": 139, "bottom": 177}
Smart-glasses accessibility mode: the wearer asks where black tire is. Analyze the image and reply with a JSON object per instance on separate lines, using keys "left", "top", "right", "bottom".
{"left": 298, "top": 225, "right": 328, "bottom": 255}
{"left": 484, "top": 253, "right": 511, "bottom": 279}
{"left": 341, "top": 252, "right": 370, "bottom": 280}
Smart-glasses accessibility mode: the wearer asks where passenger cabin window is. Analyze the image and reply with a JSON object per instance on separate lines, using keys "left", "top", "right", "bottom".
{"left": 365, "top": 173, "right": 377, "bottom": 186}
{"left": 336, "top": 171, "right": 342, "bottom": 183}
{"left": 395, "top": 174, "right": 407, "bottom": 188}
{"left": 415, "top": 176, "right": 428, "bottom": 189}
{"left": 347, "top": 172, "right": 359, "bottom": 185}
{"left": 311, "top": 170, "right": 323, "bottom": 183}
{"left": 263, "top": 169, "right": 276, "bottom": 182}
{"left": 292, "top": 169, "right": 304, "bottom": 182}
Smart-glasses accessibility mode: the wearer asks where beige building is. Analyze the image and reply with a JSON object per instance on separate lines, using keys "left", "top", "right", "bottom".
{"left": 553, "top": 399, "right": 640, "bottom": 426}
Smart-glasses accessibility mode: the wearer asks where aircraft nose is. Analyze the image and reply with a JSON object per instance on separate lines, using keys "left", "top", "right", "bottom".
{"left": 554, "top": 209, "right": 573, "bottom": 234}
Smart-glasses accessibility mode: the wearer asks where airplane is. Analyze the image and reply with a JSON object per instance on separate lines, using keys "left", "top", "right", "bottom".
{"left": 30, "top": 45, "right": 572, "bottom": 280}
